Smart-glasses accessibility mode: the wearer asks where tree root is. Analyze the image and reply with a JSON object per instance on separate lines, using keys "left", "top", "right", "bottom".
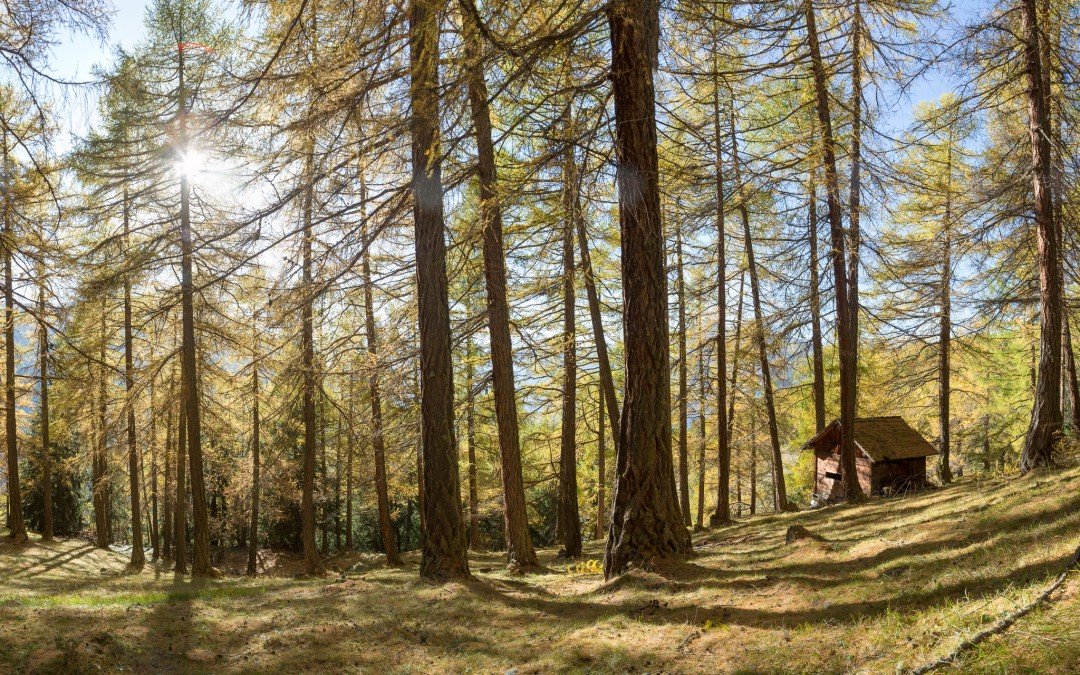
{"left": 909, "top": 545, "right": 1080, "bottom": 675}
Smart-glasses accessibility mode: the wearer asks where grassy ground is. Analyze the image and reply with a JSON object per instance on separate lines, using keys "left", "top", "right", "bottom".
{"left": 2, "top": 466, "right": 1078, "bottom": 674}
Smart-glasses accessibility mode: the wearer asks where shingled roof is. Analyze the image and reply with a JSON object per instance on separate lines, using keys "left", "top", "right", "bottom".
{"left": 803, "top": 416, "right": 939, "bottom": 462}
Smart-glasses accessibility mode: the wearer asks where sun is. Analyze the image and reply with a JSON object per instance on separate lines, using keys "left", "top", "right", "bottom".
{"left": 176, "top": 148, "right": 206, "bottom": 179}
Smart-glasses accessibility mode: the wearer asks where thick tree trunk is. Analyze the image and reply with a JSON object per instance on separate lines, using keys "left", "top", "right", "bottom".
{"left": 123, "top": 199, "right": 145, "bottom": 571}
{"left": 360, "top": 198, "right": 401, "bottom": 565}
{"left": 1020, "top": 0, "right": 1063, "bottom": 470}
{"left": 410, "top": 0, "right": 469, "bottom": 581}
{"left": 732, "top": 115, "right": 789, "bottom": 512}
{"left": 247, "top": 309, "right": 261, "bottom": 576}
{"left": 804, "top": 0, "right": 863, "bottom": 502}
{"left": 1063, "top": 313, "right": 1080, "bottom": 430}
{"left": 464, "top": 26, "right": 539, "bottom": 568}
{"left": 674, "top": 226, "right": 691, "bottom": 526}
{"left": 709, "top": 75, "right": 730, "bottom": 528}
{"left": 603, "top": 0, "right": 693, "bottom": 578}
{"left": 558, "top": 174, "right": 582, "bottom": 558}
{"left": 38, "top": 267, "right": 53, "bottom": 541}
{"left": 847, "top": 0, "right": 863, "bottom": 373}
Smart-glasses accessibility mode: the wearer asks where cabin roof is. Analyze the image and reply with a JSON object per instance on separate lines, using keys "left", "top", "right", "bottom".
{"left": 803, "top": 416, "right": 939, "bottom": 462}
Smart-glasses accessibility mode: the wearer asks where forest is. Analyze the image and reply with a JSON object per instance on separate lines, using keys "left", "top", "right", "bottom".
{"left": 0, "top": 0, "right": 1078, "bottom": 671}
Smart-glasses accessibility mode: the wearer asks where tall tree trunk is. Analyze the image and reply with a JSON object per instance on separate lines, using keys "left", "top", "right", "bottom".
{"left": 174, "top": 398, "right": 187, "bottom": 573}
{"left": 847, "top": 0, "right": 863, "bottom": 376}
{"left": 463, "top": 23, "right": 539, "bottom": 569}
{"left": 345, "top": 373, "right": 354, "bottom": 550}
{"left": 2, "top": 131, "right": 26, "bottom": 543}
{"left": 162, "top": 367, "right": 174, "bottom": 562}
{"left": 148, "top": 348, "right": 160, "bottom": 561}
{"left": 1020, "top": 0, "right": 1062, "bottom": 470}
{"left": 410, "top": 0, "right": 469, "bottom": 581}
{"left": 177, "top": 47, "right": 215, "bottom": 576}
{"left": 603, "top": 0, "right": 693, "bottom": 577}
{"left": 559, "top": 171, "right": 582, "bottom": 558}
{"left": 732, "top": 113, "right": 789, "bottom": 512}
{"left": 465, "top": 339, "right": 480, "bottom": 550}
{"left": 320, "top": 398, "right": 329, "bottom": 554}
{"left": 38, "top": 264, "right": 53, "bottom": 541}
{"left": 807, "top": 169, "right": 826, "bottom": 433}
{"left": 729, "top": 272, "right": 746, "bottom": 515}
{"left": 674, "top": 225, "right": 691, "bottom": 526}
{"left": 300, "top": 145, "right": 323, "bottom": 575}
{"left": 709, "top": 73, "right": 730, "bottom": 528}
{"left": 247, "top": 307, "right": 261, "bottom": 575}
{"left": 939, "top": 141, "right": 954, "bottom": 484}
{"left": 577, "top": 214, "right": 620, "bottom": 450}
{"left": 123, "top": 196, "right": 145, "bottom": 571}
{"left": 695, "top": 344, "right": 706, "bottom": 531}
{"left": 360, "top": 184, "right": 401, "bottom": 565}
{"left": 1063, "top": 313, "right": 1080, "bottom": 430}
{"left": 804, "top": 0, "right": 863, "bottom": 502}
{"left": 595, "top": 385, "right": 606, "bottom": 539}
{"left": 95, "top": 309, "right": 109, "bottom": 549}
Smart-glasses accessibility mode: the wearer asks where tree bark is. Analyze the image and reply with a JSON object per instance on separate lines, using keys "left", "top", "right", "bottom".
{"left": 360, "top": 185, "right": 401, "bottom": 565}
{"left": 299, "top": 144, "right": 323, "bottom": 575}
{"left": 695, "top": 344, "right": 707, "bottom": 530}
{"left": 807, "top": 169, "right": 826, "bottom": 433}
{"left": 709, "top": 74, "right": 730, "bottom": 528}
{"left": 345, "top": 373, "right": 354, "bottom": 551}
{"left": 804, "top": 0, "right": 863, "bottom": 502}
{"left": 2, "top": 131, "right": 26, "bottom": 544}
{"left": 1020, "top": 0, "right": 1062, "bottom": 471}
{"left": 732, "top": 114, "right": 789, "bottom": 512}
{"left": 148, "top": 347, "right": 160, "bottom": 561}
{"left": 675, "top": 225, "right": 691, "bottom": 526}
{"left": 174, "top": 397, "right": 187, "bottom": 573}
{"left": 603, "top": 0, "right": 693, "bottom": 578}
{"left": 162, "top": 367, "right": 174, "bottom": 562}
{"left": 247, "top": 306, "right": 261, "bottom": 575}
{"left": 465, "top": 339, "right": 480, "bottom": 550}
{"left": 410, "top": 0, "right": 469, "bottom": 581}
{"left": 38, "top": 264, "right": 53, "bottom": 541}
{"left": 95, "top": 308, "right": 109, "bottom": 549}
{"left": 595, "top": 385, "right": 606, "bottom": 539}
{"left": 847, "top": 0, "right": 863, "bottom": 375}
{"left": 559, "top": 168, "right": 582, "bottom": 558}
{"left": 464, "top": 22, "right": 539, "bottom": 568}
{"left": 123, "top": 195, "right": 145, "bottom": 571}
{"left": 938, "top": 141, "right": 954, "bottom": 484}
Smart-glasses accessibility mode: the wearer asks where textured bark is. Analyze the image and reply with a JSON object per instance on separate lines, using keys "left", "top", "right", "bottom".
{"left": 603, "top": 0, "right": 693, "bottom": 578}
{"left": 299, "top": 144, "right": 323, "bottom": 575}
{"left": 732, "top": 116, "right": 789, "bottom": 512}
{"left": 559, "top": 176, "right": 582, "bottom": 558}
{"left": 148, "top": 351, "right": 160, "bottom": 561}
{"left": 577, "top": 216, "right": 620, "bottom": 451}
{"left": 174, "top": 400, "right": 187, "bottom": 573}
{"left": 807, "top": 171, "right": 826, "bottom": 433}
{"left": 94, "top": 312, "right": 109, "bottom": 549}
{"left": 38, "top": 266, "right": 53, "bottom": 541}
{"left": 162, "top": 368, "right": 174, "bottom": 562}
{"left": 1020, "top": 0, "right": 1063, "bottom": 471}
{"left": 2, "top": 131, "right": 26, "bottom": 544}
{"left": 709, "top": 75, "right": 730, "bottom": 528}
{"left": 695, "top": 347, "right": 707, "bottom": 530}
{"left": 177, "top": 47, "right": 215, "bottom": 576}
{"left": 360, "top": 199, "right": 401, "bottom": 565}
{"left": 674, "top": 226, "right": 691, "bottom": 526}
{"left": 804, "top": 0, "right": 864, "bottom": 502}
{"left": 1064, "top": 314, "right": 1080, "bottom": 430}
{"left": 595, "top": 386, "right": 606, "bottom": 539}
{"left": 410, "top": 0, "right": 469, "bottom": 581}
{"left": 465, "top": 340, "right": 480, "bottom": 550}
{"left": 123, "top": 199, "right": 145, "bottom": 571}
{"left": 847, "top": 0, "right": 863, "bottom": 370}
{"left": 464, "top": 24, "right": 538, "bottom": 568}
{"left": 247, "top": 310, "right": 261, "bottom": 576}
{"left": 938, "top": 141, "right": 954, "bottom": 484}
{"left": 345, "top": 374, "right": 354, "bottom": 550}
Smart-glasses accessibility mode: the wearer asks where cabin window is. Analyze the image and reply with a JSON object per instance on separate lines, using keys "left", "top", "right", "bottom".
{"left": 825, "top": 471, "right": 842, "bottom": 481}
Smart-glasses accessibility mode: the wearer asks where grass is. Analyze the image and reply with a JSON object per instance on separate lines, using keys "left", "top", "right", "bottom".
{"left": 1, "top": 466, "right": 1078, "bottom": 674}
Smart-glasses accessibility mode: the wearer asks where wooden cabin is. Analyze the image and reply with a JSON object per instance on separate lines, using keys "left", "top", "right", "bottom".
{"left": 803, "top": 416, "right": 937, "bottom": 502}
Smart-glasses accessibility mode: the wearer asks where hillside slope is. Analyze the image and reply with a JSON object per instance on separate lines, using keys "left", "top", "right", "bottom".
{"left": 2, "top": 466, "right": 1078, "bottom": 674}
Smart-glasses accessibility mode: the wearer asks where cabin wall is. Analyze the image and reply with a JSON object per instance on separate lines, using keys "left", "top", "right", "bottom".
{"left": 814, "top": 445, "right": 872, "bottom": 501}
{"left": 870, "top": 457, "right": 928, "bottom": 494}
